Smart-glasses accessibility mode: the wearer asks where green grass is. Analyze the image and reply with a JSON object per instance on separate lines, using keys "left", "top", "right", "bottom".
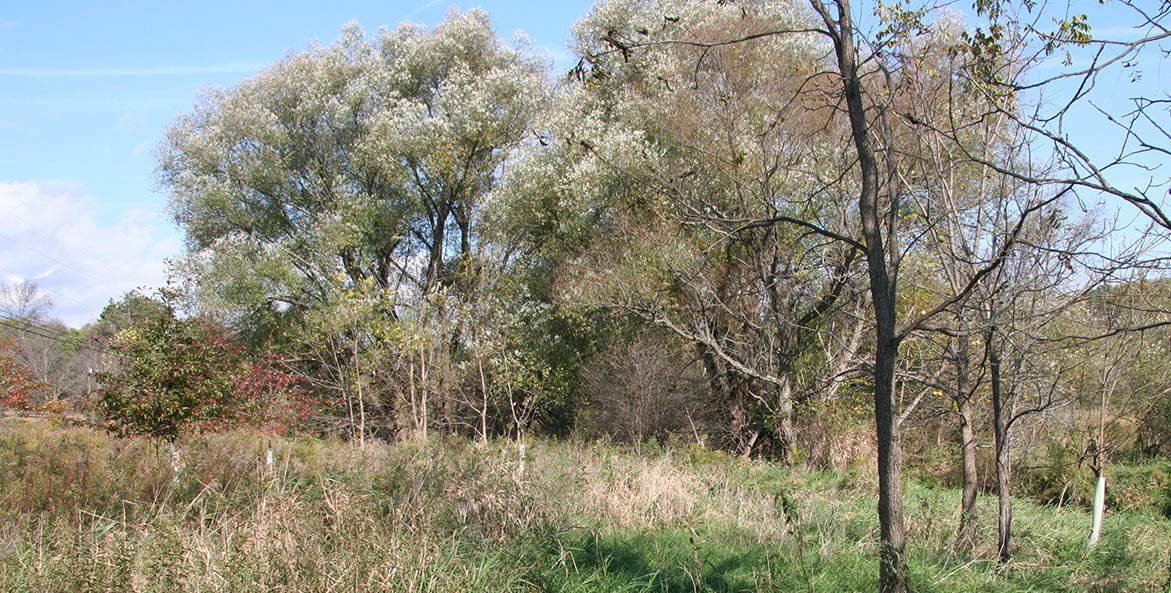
{"left": 0, "top": 419, "right": 1168, "bottom": 592}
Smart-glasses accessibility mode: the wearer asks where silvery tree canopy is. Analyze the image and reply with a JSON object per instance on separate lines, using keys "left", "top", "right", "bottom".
{"left": 160, "top": 9, "right": 550, "bottom": 330}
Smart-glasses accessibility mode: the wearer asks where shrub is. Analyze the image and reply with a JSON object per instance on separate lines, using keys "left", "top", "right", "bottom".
{"left": 96, "top": 294, "right": 314, "bottom": 441}
{"left": 1157, "top": 473, "right": 1171, "bottom": 518}
{"left": 0, "top": 338, "right": 45, "bottom": 411}
{"left": 578, "top": 330, "right": 712, "bottom": 444}
{"left": 1108, "top": 461, "right": 1171, "bottom": 513}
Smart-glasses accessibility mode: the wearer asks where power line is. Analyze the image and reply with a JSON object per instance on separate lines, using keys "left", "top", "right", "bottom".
{"left": 0, "top": 317, "right": 107, "bottom": 355}
{"left": 0, "top": 312, "right": 75, "bottom": 339}
{"left": 0, "top": 230, "right": 109, "bottom": 287}
{"left": 0, "top": 318, "right": 95, "bottom": 352}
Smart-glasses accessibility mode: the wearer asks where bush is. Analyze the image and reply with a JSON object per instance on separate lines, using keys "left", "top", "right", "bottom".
{"left": 96, "top": 294, "right": 314, "bottom": 441}
{"left": 1017, "top": 441, "right": 1085, "bottom": 506}
{"left": 577, "top": 330, "right": 713, "bottom": 444}
{"left": 1108, "top": 461, "right": 1171, "bottom": 513}
{"left": 794, "top": 392, "right": 875, "bottom": 470}
{"left": 1157, "top": 473, "right": 1171, "bottom": 518}
{"left": 0, "top": 338, "right": 43, "bottom": 411}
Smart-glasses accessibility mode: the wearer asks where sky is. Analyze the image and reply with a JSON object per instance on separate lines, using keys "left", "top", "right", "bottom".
{"left": 0, "top": 1, "right": 1166, "bottom": 328}
{"left": 0, "top": 0, "right": 592, "bottom": 327}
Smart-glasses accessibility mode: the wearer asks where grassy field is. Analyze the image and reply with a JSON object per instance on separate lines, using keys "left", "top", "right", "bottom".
{"left": 0, "top": 420, "right": 1168, "bottom": 592}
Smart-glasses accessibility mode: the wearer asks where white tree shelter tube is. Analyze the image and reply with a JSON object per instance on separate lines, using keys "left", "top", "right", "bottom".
{"left": 1088, "top": 475, "right": 1106, "bottom": 546}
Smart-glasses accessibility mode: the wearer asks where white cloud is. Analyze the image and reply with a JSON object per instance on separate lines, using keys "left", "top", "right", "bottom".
{"left": 0, "top": 181, "right": 181, "bottom": 327}
{"left": 33, "top": 264, "right": 60, "bottom": 280}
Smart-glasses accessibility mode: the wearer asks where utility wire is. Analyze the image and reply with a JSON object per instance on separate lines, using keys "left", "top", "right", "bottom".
{"left": 0, "top": 230, "right": 109, "bottom": 286}
{"left": 0, "top": 317, "right": 107, "bottom": 355}
{"left": 0, "top": 312, "right": 74, "bottom": 337}
{"left": 0, "top": 313, "right": 86, "bottom": 350}
{"left": 0, "top": 318, "right": 91, "bottom": 350}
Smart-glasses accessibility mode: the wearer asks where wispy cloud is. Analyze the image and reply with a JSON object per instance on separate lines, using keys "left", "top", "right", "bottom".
{"left": 33, "top": 264, "right": 60, "bottom": 280}
{"left": 128, "top": 140, "right": 154, "bottom": 164}
{"left": 404, "top": 0, "right": 445, "bottom": 20}
{"left": 0, "top": 63, "right": 264, "bottom": 77}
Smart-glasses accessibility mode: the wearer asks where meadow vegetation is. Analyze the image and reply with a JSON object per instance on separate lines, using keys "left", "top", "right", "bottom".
{"left": 1, "top": 419, "right": 1167, "bottom": 592}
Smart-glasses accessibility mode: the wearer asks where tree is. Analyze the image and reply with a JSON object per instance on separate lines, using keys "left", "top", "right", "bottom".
{"left": 0, "top": 280, "right": 52, "bottom": 322}
{"left": 88, "top": 291, "right": 171, "bottom": 344}
{"left": 509, "top": 0, "right": 867, "bottom": 460}
{"left": 567, "top": 0, "right": 1097, "bottom": 588}
{"left": 0, "top": 338, "right": 44, "bottom": 411}
{"left": 579, "top": 328, "right": 713, "bottom": 444}
{"left": 971, "top": 198, "right": 1139, "bottom": 561}
{"left": 0, "top": 281, "right": 89, "bottom": 403}
{"left": 957, "top": 0, "right": 1171, "bottom": 235}
{"left": 159, "top": 10, "right": 551, "bottom": 434}
{"left": 1056, "top": 280, "right": 1171, "bottom": 542}
{"left": 97, "top": 298, "right": 239, "bottom": 441}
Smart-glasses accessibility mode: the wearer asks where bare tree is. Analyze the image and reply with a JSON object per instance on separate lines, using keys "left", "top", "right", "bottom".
{"left": 0, "top": 281, "right": 52, "bottom": 322}
{"left": 580, "top": 329, "right": 713, "bottom": 444}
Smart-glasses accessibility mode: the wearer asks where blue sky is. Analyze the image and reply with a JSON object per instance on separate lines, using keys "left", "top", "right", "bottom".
{"left": 0, "top": 1, "right": 592, "bottom": 326}
{"left": 0, "top": 1, "right": 1165, "bottom": 327}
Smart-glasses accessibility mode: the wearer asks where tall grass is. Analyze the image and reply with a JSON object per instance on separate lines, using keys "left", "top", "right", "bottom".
{"left": 1, "top": 419, "right": 1167, "bottom": 592}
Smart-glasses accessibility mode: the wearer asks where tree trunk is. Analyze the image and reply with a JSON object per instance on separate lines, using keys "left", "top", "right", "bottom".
{"left": 419, "top": 343, "right": 429, "bottom": 442}
{"left": 354, "top": 340, "right": 366, "bottom": 449}
{"left": 955, "top": 333, "right": 979, "bottom": 554}
{"left": 424, "top": 203, "right": 449, "bottom": 294}
{"left": 477, "top": 357, "right": 489, "bottom": 444}
{"left": 821, "top": 0, "right": 909, "bottom": 587}
{"left": 696, "top": 335, "right": 758, "bottom": 455}
{"left": 873, "top": 315, "right": 908, "bottom": 591}
{"left": 778, "top": 374, "right": 797, "bottom": 465}
{"left": 989, "top": 335, "right": 1012, "bottom": 563}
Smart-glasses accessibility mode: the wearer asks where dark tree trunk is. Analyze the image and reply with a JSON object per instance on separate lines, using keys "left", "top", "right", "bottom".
{"left": 988, "top": 332, "right": 1012, "bottom": 563}
{"left": 871, "top": 310, "right": 907, "bottom": 592}
{"left": 817, "top": 0, "right": 908, "bottom": 588}
{"left": 424, "top": 202, "right": 450, "bottom": 294}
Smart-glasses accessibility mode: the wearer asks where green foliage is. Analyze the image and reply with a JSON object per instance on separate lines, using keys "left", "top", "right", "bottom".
{"left": 88, "top": 290, "right": 170, "bottom": 343}
{"left": 95, "top": 293, "right": 314, "bottom": 441}
{"left": 96, "top": 297, "right": 244, "bottom": 441}
{"left": 156, "top": 10, "right": 572, "bottom": 439}
{"left": 1158, "top": 473, "right": 1171, "bottom": 519}
{"left": 1107, "top": 462, "right": 1171, "bottom": 513}
{"left": 160, "top": 11, "right": 549, "bottom": 333}
{"left": 503, "top": 0, "right": 869, "bottom": 452}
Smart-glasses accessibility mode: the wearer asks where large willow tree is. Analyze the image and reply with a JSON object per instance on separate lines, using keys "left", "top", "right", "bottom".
{"left": 160, "top": 10, "right": 548, "bottom": 328}
{"left": 159, "top": 10, "right": 550, "bottom": 434}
